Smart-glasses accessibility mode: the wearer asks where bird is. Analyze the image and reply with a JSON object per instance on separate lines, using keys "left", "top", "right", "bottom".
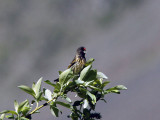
{"left": 54, "top": 46, "right": 87, "bottom": 82}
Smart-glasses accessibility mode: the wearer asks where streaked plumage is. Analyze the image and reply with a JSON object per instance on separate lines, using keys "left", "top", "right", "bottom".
{"left": 54, "top": 46, "right": 86, "bottom": 82}
{"left": 68, "top": 47, "right": 86, "bottom": 74}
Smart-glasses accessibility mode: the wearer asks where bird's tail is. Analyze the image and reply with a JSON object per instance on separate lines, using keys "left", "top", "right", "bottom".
{"left": 54, "top": 78, "right": 59, "bottom": 82}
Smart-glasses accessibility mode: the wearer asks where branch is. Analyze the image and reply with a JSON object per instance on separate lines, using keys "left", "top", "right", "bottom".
{"left": 26, "top": 96, "right": 57, "bottom": 119}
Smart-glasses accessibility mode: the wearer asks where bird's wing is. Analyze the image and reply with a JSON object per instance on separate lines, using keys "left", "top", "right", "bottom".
{"left": 68, "top": 56, "right": 76, "bottom": 68}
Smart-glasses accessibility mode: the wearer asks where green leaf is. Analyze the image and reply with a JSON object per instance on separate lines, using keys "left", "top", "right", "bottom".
{"left": 59, "top": 69, "right": 73, "bottom": 85}
{"left": 75, "top": 78, "right": 84, "bottom": 84}
{"left": 84, "top": 80, "right": 94, "bottom": 86}
{"left": 32, "top": 82, "right": 35, "bottom": 91}
{"left": 0, "top": 110, "right": 17, "bottom": 115}
{"left": 18, "top": 100, "right": 29, "bottom": 113}
{"left": 21, "top": 107, "right": 31, "bottom": 116}
{"left": 14, "top": 100, "right": 19, "bottom": 113}
{"left": 44, "top": 89, "right": 52, "bottom": 100}
{"left": 36, "top": 91, "right": 43, "bottom": 101}
{"left": 63, "top": 81, "right": 77, "bottom": 93}
{"left": 18, "top": 100, "right": 31, "bottom": 116}
{"left": 85, "top": 58, "right": 94, "bottom": 66}
{"left": 59, "top": 71, "right": 62, "bottom": 75}
{"left": 115, "top": 85, "right": 127, "bottom": 90}
{"left": 20, "top": 117, "right": 30, "bottom": 120}
{"left": 80, "top": 65, "right": 92, "bottom": 80}
{"left": 50, "top": 102, "right": 59, "bottom": 117}
{"left": 64, "top": 97, "right": 72, "bottom": 103}
{"left": 5, "top": 115, "right": 14, "bottom": 119}
{"left": 69, "top": 113, "right": 79, "bottom": 120}
{"left": 77, "top": 88, "right": 87, "bottom": 98}
{"left": 0, "top": 114, "right": 5, "bottom": 120}
{"left": 111, "top": 90, "right": 120, "bottom": 94}
{"left": 101, "top": 81, "right": 110, "bottom": 89}
{"left": 50, "top": 107, "right": 59, "bottom": 117}
{"left": 18, "top": 85, "right": 35, "bottom": 97}
{"left": 83, "top": 70, "right": 97, "bottom": 81}
{"left": 83, "top": 109, "right": 90, "bottom": 119}
{"left": 44, "top": 80, "right": 56, "bottom": 88}
{"left": 87, "top": 91, "right": 96, "bottom": 104}
{"left": 33, "top": 77, "right": 42, "bottom": 96}
{"left": 88, "top": 85, "right": 102, "bottom": 92}
{"left": 104, "top": 85, "right": 127, "bottom": 95}
{"left": 104, "top": 89, "right": 120, "bottom": 94}
{"left": 83, "top": 99, "right": 88, "bottom": 108}
{"left": 91, "top": 79, "right": 102, "bottom": 86}
{"left": 55, "top": 101, "right": 72, "bottom": 109}
{"left": 53, "top": 83, "right": 61, "bottom": 93}
{"left": 97, "top": 72, "right": 108, "bottom": 79}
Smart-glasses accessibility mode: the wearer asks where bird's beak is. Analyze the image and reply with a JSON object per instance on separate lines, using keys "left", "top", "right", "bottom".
{"left": 84, "top": 51, "right": 87, "bottom": 54}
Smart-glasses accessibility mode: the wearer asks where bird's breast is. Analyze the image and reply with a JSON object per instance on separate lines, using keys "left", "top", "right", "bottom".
{"left": 71, "top": 57, "right": 86, "bottom": 74}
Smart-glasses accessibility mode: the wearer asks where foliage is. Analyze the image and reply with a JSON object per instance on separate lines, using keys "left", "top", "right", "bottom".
{"left": 0, "top": 58, "right": 127, "bottom": 120}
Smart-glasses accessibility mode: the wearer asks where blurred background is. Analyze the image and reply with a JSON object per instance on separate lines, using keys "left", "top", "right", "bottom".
{"left": 0, "top": 0, "right": 160, "bottom": 120}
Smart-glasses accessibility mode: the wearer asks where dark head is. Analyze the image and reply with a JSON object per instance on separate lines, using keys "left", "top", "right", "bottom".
{"left": 76, "top": 46, "right": 86, "bottom": 56}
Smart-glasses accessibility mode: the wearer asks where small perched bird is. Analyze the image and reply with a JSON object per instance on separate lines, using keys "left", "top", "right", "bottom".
{"left": 54, "top": 46, "right": 87, "bottom": 82}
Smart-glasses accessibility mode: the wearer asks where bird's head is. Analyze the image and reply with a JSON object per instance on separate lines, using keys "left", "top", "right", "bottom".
{"left": 76, "top": 46, "right": 86, "bottom": 56}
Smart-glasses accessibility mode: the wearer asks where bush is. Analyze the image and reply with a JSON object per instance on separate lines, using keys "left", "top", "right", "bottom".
{"left": 0, "top": 58, "right": 127, "bottom": 120}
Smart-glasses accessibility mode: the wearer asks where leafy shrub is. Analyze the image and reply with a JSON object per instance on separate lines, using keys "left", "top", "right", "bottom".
{"left": 0, "top": 58, "right": 127, "bottom": 120}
